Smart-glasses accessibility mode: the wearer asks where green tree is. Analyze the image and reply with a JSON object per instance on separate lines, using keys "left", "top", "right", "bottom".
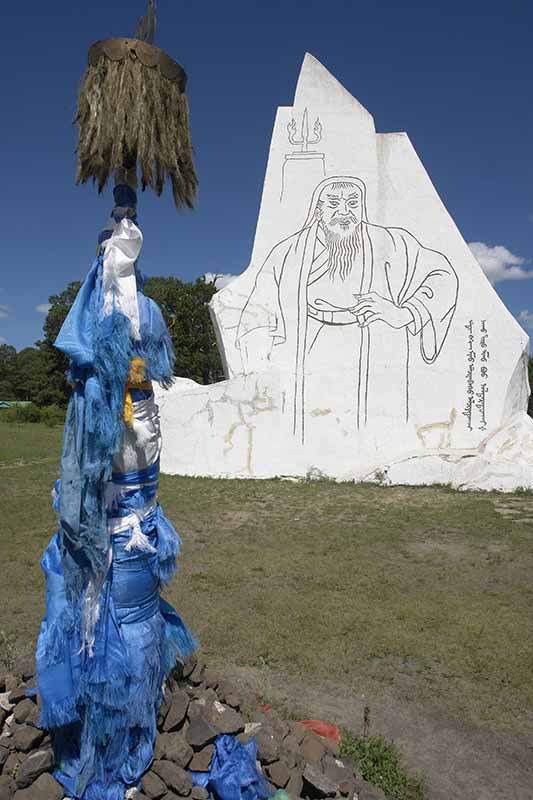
{"left": 144, "top": 276, "right": 225, "bottom": 384}
{"left": 0, "top": 345, "right": 18, "bottom": 399}
{"left": 14, "top": 347, "right": 49, "bottom": 402}
{"left": 35, "top": 282, "right": 82, "bottom": 406}
{"left": 27, "top": 275, "right": 224, "bottom": 403}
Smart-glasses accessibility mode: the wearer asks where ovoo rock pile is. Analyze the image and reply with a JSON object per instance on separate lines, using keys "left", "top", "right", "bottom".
{"left": 0, "top": 655, "right": 386, "bottom": 800}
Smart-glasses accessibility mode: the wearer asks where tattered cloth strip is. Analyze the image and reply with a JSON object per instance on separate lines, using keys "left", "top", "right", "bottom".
{"left": 191, "top": 734, "right": 273, "bottom": 800}
{"left": 54, "top": 219, "right": 175, "bottom": 643}
{"left": 37, "top": 510, "right": 196, "bottom": 799}
{"left": 36, "top": 216, "right": 195, "bottom": 799}
{"left": 75, "top": 38, "right": 197, "bottom": 209}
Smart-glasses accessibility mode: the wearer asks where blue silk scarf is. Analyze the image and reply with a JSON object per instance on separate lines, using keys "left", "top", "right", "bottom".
{"left": 37, "top": 225, "right": 197, "bottom": 799}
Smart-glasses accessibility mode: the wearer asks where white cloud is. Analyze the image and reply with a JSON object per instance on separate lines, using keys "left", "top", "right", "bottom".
{"left": 517, "top": 309, "right": 533, "bottom": 330}
{"left": 204, "top": 272, "right": 239, "bottom": 290}
{"left": 35, "top": 303, "right": 52, "bottom": 314}
{"left": 0, "top": 336, "right": 6, "bottom": 344}
{"left": 0, "top": 304, "right": 8, "bottom": 319}
{"left": 468, "top": 242, "right": 531, "bottom": 285}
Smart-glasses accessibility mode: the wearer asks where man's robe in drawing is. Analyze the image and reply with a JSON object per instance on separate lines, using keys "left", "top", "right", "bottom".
{"left": 236, "top": 220, "right": 458, "bottom": 443}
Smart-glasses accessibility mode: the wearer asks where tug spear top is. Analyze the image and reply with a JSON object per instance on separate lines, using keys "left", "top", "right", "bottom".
{"left": 75, "top": 0, "right": 197, "bottom": 209}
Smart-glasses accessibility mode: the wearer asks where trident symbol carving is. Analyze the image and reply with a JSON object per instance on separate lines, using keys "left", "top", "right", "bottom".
{"left": 287, "top": 108, "right": 323, "bottom": 153}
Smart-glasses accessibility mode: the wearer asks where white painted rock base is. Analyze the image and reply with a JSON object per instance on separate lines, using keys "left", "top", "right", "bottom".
{"left": 157, "top": 54, "right": 532, "bottom": 492}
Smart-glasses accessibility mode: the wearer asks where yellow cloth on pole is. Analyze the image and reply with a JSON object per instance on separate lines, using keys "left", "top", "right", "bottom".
{"left": 123, "top": 358, "right": 152, "bottom": 427}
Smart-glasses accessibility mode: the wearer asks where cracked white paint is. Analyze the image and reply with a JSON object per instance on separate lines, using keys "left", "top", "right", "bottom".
{"left": 157, "top": 54, "right": 532, "bottom": 491}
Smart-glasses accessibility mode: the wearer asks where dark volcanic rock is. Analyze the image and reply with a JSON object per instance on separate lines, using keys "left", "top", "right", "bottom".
{"left": 303, "top": 763, "right": 339, "bottom": 797}
{"left": 15, "top": 748, "right": 54, "bottom": 788}
{"left": 181, "top": 655, "right": 197, "bottom": 680}
{"left": 279, "top": 747, "right": 303, "bottom": 771}
{"left": 163, "top": 690, "right": 189, "bottom": 732}
{"left": 188, "top": 661, "right": 205, "bottom": 687}
{"left": 7, "top": 686, "right": 30, "bottom": 707}
{"left": 190, "top": 787, "right": 209, "bottom": 800}
{"left": 189, "top": 661, "right": 205, "bottom": 686}
{"left": 285, "top": 769, "right": 304, "bottom": 799}
{"left": 11, "top": 727, "right": 44, "bottom": 753}
{"left": 187, "top": 692, "right": 213, "bottom": 716}
{"left": 339, "top": 777, "right": 357, "bottom": 797}
{"left": 355, "top": 778, "right": 387, "bottom": 799}
{"left": 322, "top": 753, "right": 353, "bottom": 786}
{"left": 187, "top": 699, "right": 210, "bottom": 720}
{"left": 4, "top": 677, "right": 18, "bottom": 694}
{"left": 254, "top": 726, "right": 279, "bottom": 764}
{"left": 185, "top": 716, "right": 218, "bottom": 750}
{"left": 3, "top": 752, "right": 24, "bottom": 778}
{"left": 157, "top": 695, "right": 172, "bottom": 728}
{"left": 283, "top": 731, "right": 306, "bottom": 756}
{"left": 165, "top": 675, "right": 180, "bottom": 695}
{"left": 0, "top": 745, "right": 9, "bottom": 768}
{"left": 0, "top": 693, "right": 14, "bottom": 714}
{"left": 287, "top": 721, "right": 308, "bottom": 744}
{"left": 202, "top": 669, "right": 221, "bottom": 691}
{"left": 5, "top": 723, "right": 22, "bottom": 742}
{"left": 5, "top": 647, "right": 386, "bottom": 800}
{"left": 262, "top": 710, "right": 290, "bottom": 741}
{"left": 188, "top": 744, "right": 214, "bottom": 772}
{"left": 0, "top": 774, "right": 16, "bottom": 800}
{"left": 23, "top": 706, "right": 40, "bottom": 731}
{"left": 13, "top": 701, "right": 34, "bottom": 727}
{"left": 322, "top": 734, "right": 340, "bottom": 757}
{"left": 265, "top": 759, "right": 290, "bottom": 788}
{"left": 152, "top": 760, "right": 193, "bottom": 796}
{"left": 341, "top": 755, "right": 361, "bottom": 779}
{"left": 154, "top": 732, "right": 193, "bottom": 768}
{"left": 181, "top": 655, "right": 197, "bottom": 679}
{"left": 300, "top": 731, "right": 327, "bottom": 764}
{"left": 216, "top": 680, "right": 242, "bottom": 710}
{"left": 141, "top": 769, "right": 167, "bottom": 799}
{"left": 13, "top": 772, "right": 63, "bottom": 799}
{"left": 207, "top": 702, "right": 245, "bottom": 736}
{"left": 0, "top": 708, "right": 8, "bottom": 729}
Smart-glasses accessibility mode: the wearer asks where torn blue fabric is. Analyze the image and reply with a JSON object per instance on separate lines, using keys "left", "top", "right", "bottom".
{"left": 37, "top": 215, "right": 195, "bottom": 800}
{"left": 38, "top": 503, "right": 197, "bottom": 799}
{"left": 191, "top": 735, "right": 274, "bottom": 800}
{"left": 55, "top": 255, "right": 175, "bottom": 608}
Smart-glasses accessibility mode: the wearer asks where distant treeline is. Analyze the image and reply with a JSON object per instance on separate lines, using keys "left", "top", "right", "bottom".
{"left": 0, "top": 277, "right": 225, "bottom": 408}
{"left": 1, "top": 280, "right": 533, "bottom": 420}
{"left": 0, "top": 403, "right": 65, "bottom": 426}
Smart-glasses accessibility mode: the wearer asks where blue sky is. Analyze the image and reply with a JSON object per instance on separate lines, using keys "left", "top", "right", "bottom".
{"left": 1, "top": 0, "right": 532, "bottom": 350}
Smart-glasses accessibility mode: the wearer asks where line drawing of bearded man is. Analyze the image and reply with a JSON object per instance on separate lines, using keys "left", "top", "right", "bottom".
{"left": 236, "top": 176, "right": 459, "bottom": 444}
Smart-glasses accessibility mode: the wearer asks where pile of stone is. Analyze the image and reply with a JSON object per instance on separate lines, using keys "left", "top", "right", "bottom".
{"left": 0, "top": 655, "right": 385, "bottom": 800}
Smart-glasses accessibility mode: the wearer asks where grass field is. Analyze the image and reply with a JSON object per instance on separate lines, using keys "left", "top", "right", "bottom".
{"left": 1, "top": 420, "right": 532, "bottom": 742}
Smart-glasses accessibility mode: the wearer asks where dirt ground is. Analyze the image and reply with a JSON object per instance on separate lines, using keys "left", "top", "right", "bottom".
{"left": 1, "top": 423, "right": 532, "bottom": 799}
{"left": 220, "top": 662, "right": 533, "bottom": 800}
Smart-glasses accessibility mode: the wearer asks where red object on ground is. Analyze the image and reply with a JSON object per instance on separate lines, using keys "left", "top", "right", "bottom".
{"left": 299, "top": 720, "right": 341, "bottom": 745}
{"left": 260, "top": 705, "right": 271, "bottom": 711}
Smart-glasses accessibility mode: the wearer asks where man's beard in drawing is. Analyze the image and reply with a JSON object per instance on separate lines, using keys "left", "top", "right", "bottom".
{"left": 320, "top": 218, "right": 363, "bottom": 280}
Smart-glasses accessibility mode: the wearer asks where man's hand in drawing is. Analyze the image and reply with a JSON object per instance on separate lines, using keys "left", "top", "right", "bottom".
{"left": 236, "top": 326, "right": 274, "bottom": 371}
{"left": 350, "top": 292, "right": 414, "bottom": 329}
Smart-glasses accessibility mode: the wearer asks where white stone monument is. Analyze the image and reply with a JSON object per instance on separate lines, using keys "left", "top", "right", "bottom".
{"left": 156, "top": 54, "right": 533, "bottom": 491}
